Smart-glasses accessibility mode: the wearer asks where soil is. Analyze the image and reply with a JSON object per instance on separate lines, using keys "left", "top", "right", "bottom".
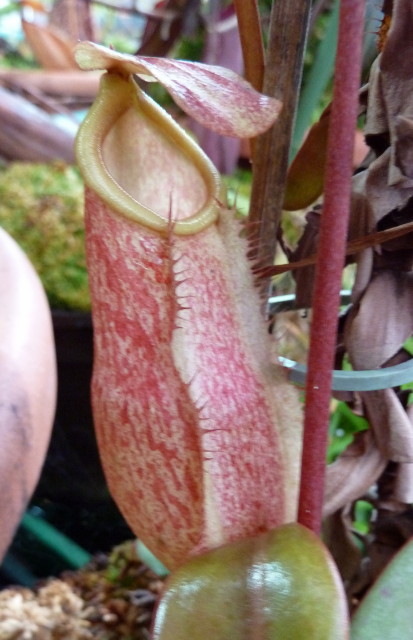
{"left": 0, "top": 541, "right": 164, "bottom": 639}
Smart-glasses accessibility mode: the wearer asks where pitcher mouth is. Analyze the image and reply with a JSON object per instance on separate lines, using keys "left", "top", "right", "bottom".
{"left": 75, "top": 72, "right": 222, "bottom": 235}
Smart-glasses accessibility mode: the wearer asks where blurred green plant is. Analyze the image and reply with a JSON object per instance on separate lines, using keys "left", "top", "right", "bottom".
{"left": 353, "top": 500, "right": 374, "bottom": 536}
{"left": 0, "top": 162, "right": 89, "bottom": 310}
{"left": 328, "top": 401, "right": 369, "bottom": 464}
{"left": 292, "top": 0, "right": 339, "bottom": 159}
{"left": 351, "top": 536, "right": 413, "bottom": 640}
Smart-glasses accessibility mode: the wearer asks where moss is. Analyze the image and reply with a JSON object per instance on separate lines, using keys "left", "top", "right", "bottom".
{"left": 0, "top": 162, "right": 90, "bottom": 311}
{"left": 222, "top": 168, "right": 252, "bottom": 217}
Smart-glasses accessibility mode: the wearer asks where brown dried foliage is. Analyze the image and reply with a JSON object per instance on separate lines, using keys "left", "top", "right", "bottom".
{"left": 277, "top": 0, "right": 413, "bottom": 600}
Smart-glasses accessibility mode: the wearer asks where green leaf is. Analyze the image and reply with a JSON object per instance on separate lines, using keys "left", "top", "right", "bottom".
{"left": 291, "top": 0, "right": 339, "bottom": 159}
{"left": 152, "top": 523, "right": 349, "bottom": 640}
{"left": 328, "top": 401, "right": 369, "bottom": 463}
{"left": 284, "top": 106, "right": 330, "bottom": 210}
{"left": 353, "top": 500, "right": 373, "bottom": 536}
{"left": 351, "top": 537, "right": 413, "bottom": 639}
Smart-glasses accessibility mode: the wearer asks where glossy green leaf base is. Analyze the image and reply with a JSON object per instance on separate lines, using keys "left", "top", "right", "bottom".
{"left": 152, "top": 523, "right": 349, "bottom": 639}
{"left": 351, "top": 537, "right": 413, "bottom": 640}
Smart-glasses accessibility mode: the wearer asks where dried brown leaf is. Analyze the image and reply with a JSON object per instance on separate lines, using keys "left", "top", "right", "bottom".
{"left": 380, "top": 1, "right": 413, "bottom": 187}
{"left": 393, "top": 460, "right": 413, "bottom": 504}
{"left": 324, "top": 431, "right": 387, "bottom": 518}
{"left": 0, "top": 69, "right": 101, "bottom": 99}
{"left": 0, "top": 86, "right": 75, "bottom": 162}
{"left": 323, "top": 506, "right": 362, "bottom": 587}
{"left": 394, "top": 115, "right": 413, "bottom": 180}
{"left": 22, "top": 20, "right": 78, "bottom": 71}
{"left": 364, "top": 56, "right": 387, "bottom": 139}
{"left": 345, "top": 270, "right": 413, "bottom": 369}
{"left": 291, "top": 208, "right": 320, "bottom": 308}
{"left": 363, "top": 150, "right": 413, "bottom": 230}
{"left": 362, "top": 388, "right": 413, "bottom": 463}
{"left": 261, "top": 219, "right": 413, "bottom": 278}
{"left": 351, "top": 248, "right": 374, "bottom": 305}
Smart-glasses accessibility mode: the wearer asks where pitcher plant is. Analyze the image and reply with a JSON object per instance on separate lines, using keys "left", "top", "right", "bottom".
{"left": 74, "top": 40, "right": 349, "bottom": 638}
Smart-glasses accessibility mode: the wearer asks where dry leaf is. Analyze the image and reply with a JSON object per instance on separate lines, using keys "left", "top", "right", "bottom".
{"left": 291, "top": 207, "right": 320, "bottom": 308}
{"left": 393, "top": 462, "right": 413, "bottom": 504}
{"left": 345, "top": 270, "right": 413, "bottom": 369}
{"left": 324, "top": 431, "right": 387, "bottom": 518}
{"left": 362, "top": 388, "right": 413, "bottom": 463}
{"left": 323, "top": 506, "right": 362, "bottom": 588}
{"left": 22, "top": 19, "right": 78, "bottom": 70}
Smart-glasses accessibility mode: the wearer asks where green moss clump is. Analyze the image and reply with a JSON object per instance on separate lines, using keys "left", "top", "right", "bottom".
{"left": 222, "top": 168, "right": 252, "bottom": 217}
{"left": 0, "top": 162, "right": 90, "bottom": 311}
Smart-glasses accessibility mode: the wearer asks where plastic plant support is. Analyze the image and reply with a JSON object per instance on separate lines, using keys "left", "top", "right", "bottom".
{"left": 270, "top": 293, "right": 413, "bottom": 391}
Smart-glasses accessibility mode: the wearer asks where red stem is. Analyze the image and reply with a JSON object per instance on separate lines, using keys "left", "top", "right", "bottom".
{"left": 297, "top": 0, "right": 366, "bottom": 534}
